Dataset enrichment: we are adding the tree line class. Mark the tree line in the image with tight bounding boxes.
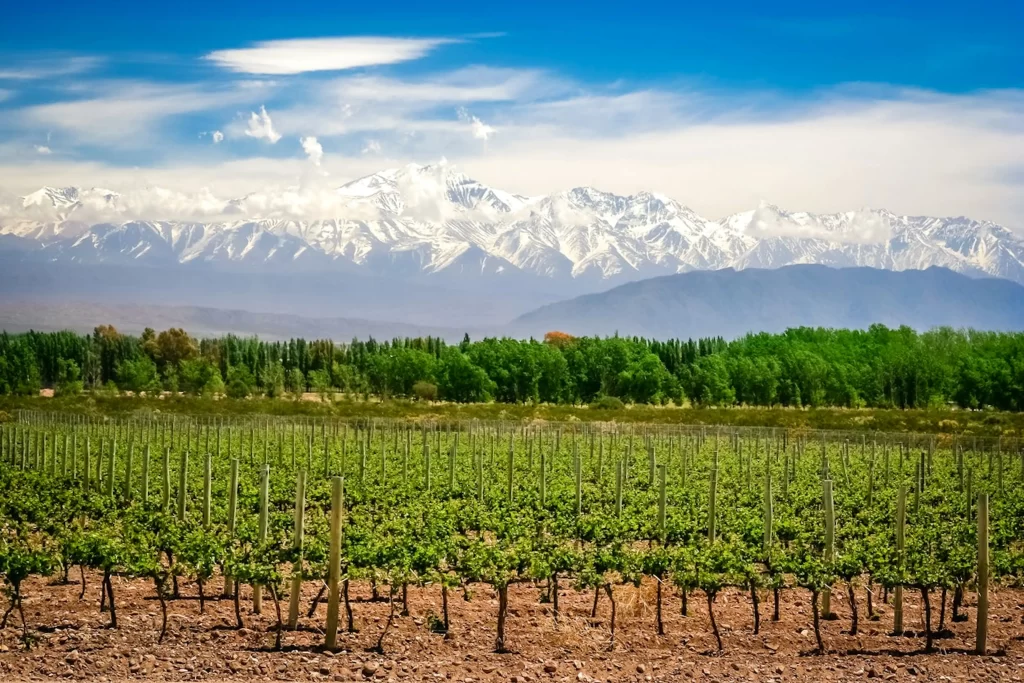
[0,324,1022,410]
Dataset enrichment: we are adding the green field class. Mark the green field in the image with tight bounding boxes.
[1,409,1020,654]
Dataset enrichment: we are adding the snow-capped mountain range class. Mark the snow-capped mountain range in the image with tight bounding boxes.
[3,162,1023,286]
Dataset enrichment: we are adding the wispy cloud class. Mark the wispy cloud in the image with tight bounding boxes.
[263,67,558,142]
[0,56,103,80]
[457,107,495,141]
[13,80,269,147]
[204,37,457,75]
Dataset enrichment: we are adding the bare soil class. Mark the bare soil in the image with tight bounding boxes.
[1,573,1022,682]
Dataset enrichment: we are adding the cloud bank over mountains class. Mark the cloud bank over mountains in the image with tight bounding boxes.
[0,37,1020,229]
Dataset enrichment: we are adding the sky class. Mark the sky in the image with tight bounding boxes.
[0,0,1022,225]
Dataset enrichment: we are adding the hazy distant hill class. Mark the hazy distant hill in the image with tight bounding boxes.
[0,301,464,341]
[511,265,1024,339]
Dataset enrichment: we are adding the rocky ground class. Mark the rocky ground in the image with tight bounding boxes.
[1,573,1022,682]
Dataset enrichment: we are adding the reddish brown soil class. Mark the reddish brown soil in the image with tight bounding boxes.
[1,573,1022,682]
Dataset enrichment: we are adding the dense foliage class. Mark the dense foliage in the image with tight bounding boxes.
[1,413,1021,653]
[3,324,1024,410]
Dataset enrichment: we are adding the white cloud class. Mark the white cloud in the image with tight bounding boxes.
[0,56,103,80]
[742,204,893,244]
[0,75,1022,229]
[204,37,456,75]
[12,81,267,147]
[199,130,225,144]
[264,68,550,144]
[457,107,496,141]
[300,136,323,165]
[0,89,10,102]
[33,145,51,155]
[321,68,550,104]
[245,106,281,144]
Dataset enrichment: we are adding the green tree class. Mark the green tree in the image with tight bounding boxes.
[116,357,159,395]
[286,367,306,396]
[54,358,83,397]
[436,348,494,403]
[226,365,255,399]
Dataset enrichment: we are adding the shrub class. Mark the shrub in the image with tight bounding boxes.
[589,395,625,411]
[412,381,439,402]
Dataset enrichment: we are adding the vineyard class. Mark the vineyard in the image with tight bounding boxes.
[1,411,1023,679]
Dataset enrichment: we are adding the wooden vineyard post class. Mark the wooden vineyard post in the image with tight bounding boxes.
[657,464,667,544]
[966,469,974,520]
[141,444,150,504]
[49,429,57,476]
[708,468,718,542]
[105,441,116,497]
[325,476,344,650]
[615,460,624,517]
[477,449,484,502]
[123,442,134,501]
[95,438,104,488]
[288,469,307,629]
[867,455,875,508]
[782,449,789,499]
[539,450,547,506]
[176,450,188,521]
[822,479,835,618]
[764,462,773,548]
[576,454,584,516]
[202,453,212,528]
[323,426,331,478]
[976,493,989,655]
[402,435,409,485]
[884,446,890,487]
[359,440,367,484]
[679,440,688,489]
[158,447,169,511]
[253,464,269,614]
[894,486,906,635]
[957,447,964,492]
[448,438,456,490]
[223,459,239,598]
[424,443,431,493]
[506,441,514,503]
[997,450,1004,495]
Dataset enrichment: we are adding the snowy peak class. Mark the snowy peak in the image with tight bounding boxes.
[22,186,121,215]
[336,163,530,218]
[2,167,1022,286]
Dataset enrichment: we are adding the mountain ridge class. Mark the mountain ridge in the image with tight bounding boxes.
[2,162,1022,286]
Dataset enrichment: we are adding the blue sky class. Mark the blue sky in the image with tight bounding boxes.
[0,0,1021,224]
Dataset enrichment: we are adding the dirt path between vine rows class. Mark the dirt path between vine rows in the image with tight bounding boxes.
[1,573,1022,682]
